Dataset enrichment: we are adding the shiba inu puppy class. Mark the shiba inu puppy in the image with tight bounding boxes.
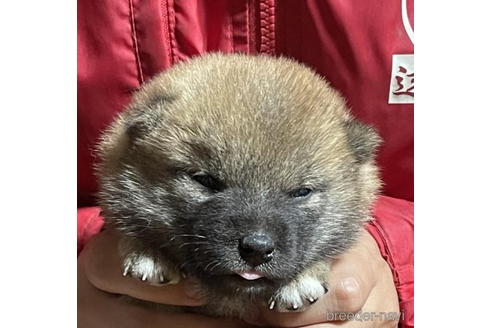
[96,53,381,318]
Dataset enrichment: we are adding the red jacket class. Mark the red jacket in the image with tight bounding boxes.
[78,0,414,326]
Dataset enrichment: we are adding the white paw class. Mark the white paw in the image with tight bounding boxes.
[268,276,328,312]
[122,253,180,286]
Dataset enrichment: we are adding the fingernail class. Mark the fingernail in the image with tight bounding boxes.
[341,277,359,293]
[183,278,204,301]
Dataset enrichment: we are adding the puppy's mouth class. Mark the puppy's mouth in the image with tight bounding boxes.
[217,270,273,290]
[233,270,265,281]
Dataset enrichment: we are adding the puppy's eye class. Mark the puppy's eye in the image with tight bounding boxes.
[290,187,313,198]
[191,173,223,192]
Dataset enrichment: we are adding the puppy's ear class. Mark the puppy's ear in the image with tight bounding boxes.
[125,106,162,141]
[345,120,382,163]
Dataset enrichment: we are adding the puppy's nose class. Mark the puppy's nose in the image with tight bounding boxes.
[239,233,275,266]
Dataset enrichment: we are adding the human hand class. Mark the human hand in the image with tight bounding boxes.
[246,229,400,328]
[77,230,251,328]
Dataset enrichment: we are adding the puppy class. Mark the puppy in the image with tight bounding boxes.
[96,53,381,318]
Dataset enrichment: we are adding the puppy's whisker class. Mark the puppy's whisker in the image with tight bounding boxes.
[204,260,222,272]
[169,234,207,242]
[178,241,209,249]
[207,261,225,273]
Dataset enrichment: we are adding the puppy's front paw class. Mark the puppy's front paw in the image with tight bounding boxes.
[122,253,180,286]
[268,276,328,312]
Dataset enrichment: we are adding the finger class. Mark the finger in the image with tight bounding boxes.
[322,264,373,314]
[80,230,205,306]
[322,230,382,313]
[78,258,250,328]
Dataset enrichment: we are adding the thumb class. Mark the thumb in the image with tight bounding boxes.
[322,230,380,313]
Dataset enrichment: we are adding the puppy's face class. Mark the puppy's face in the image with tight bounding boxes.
[97,54,380,294]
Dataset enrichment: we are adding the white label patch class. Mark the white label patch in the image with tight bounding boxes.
[388,54,414,104]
